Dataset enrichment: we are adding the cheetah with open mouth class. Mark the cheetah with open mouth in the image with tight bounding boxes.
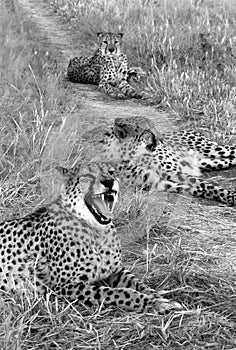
[0,162,181,312]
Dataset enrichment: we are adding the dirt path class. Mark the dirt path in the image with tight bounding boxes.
[17,0,179,199]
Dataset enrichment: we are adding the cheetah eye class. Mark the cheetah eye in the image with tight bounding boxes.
[108,169,115,176]
[139,131,157,152]
[115,40,119,44]
[103,40,108,44]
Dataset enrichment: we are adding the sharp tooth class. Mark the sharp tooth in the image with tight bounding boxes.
[101,194,104,202]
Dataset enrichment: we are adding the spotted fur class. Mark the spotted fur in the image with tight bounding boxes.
[81,117,236,206]
[67,32,143,99]
[0,162,181,312]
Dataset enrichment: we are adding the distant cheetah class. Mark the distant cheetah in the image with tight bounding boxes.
[67,32,144,99]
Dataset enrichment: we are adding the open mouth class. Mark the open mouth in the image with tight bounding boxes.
[85,190,117,225]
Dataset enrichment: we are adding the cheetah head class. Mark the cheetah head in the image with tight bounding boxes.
[56,162,119,226]
[81,117,164,163]
[97,32,124,56]
[104,116,164,161]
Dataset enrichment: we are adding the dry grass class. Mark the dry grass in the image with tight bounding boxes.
[1,0,236,349]
[50,0,236,142]
[0,3,80,217]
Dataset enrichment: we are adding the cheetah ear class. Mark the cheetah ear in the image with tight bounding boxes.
[56,166,81,179]
[118,32,124,38]
[155,130,165,143]
[97,32,103,38]
[55,166,70,179]
[113,124,129,140]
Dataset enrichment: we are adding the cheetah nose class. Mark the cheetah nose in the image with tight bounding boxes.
[108,46,115,53]
[101,179,114,189]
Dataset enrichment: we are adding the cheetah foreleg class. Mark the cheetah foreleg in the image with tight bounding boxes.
[98,80,126,99]
[118,64,143,99]
[199,157,236,171]
[57,282,154,312]
[98,269,182,312]
[104,268,158,294]
[161,177,236,206]
[127,66,146,82]
[57,282,181,312]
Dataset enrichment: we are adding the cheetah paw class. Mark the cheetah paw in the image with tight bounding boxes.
[155,297,183,313]
[139,90,150,99]
[115,92,126,99]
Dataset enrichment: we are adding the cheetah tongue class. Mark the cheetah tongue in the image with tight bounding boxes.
[92,196,113,219]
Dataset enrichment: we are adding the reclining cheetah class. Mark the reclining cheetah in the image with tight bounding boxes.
[67,32,143,99]
[0,162,181,312]
[81,117,236,206]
